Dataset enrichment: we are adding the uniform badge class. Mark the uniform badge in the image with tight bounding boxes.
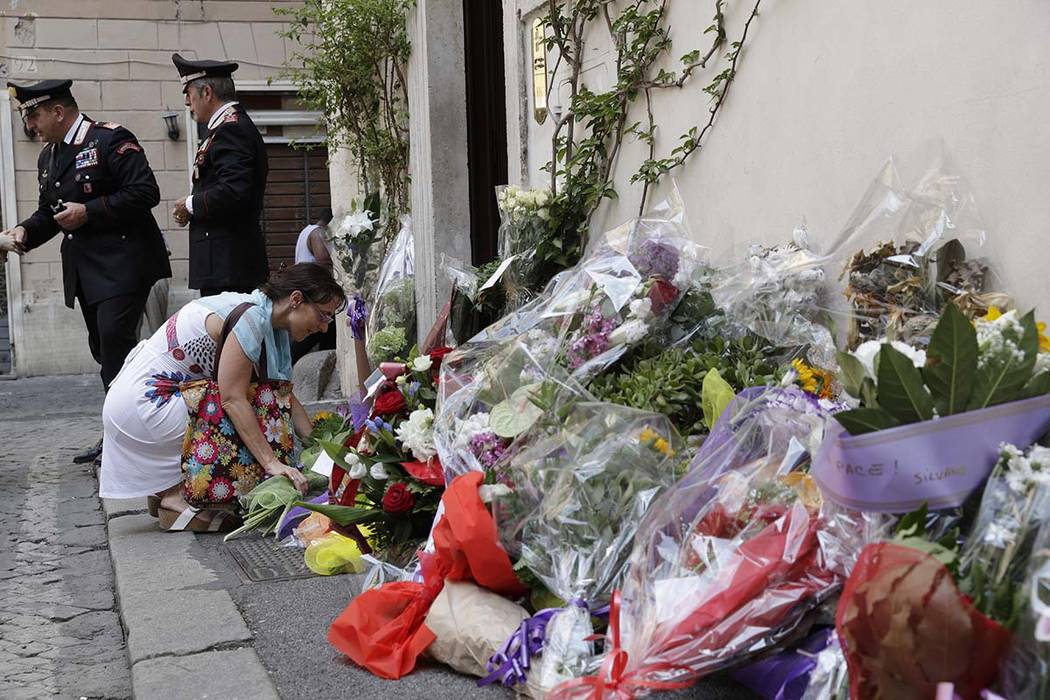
[116,142,143,155]
[73,121,91,145]
[75,148,99,169]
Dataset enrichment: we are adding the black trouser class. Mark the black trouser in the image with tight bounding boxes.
[290,324,337,365]
[199,285,256,297]
[78,288,151,390]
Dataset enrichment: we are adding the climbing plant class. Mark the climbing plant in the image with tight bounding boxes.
[277,0,414,243]
[537,0,764,264]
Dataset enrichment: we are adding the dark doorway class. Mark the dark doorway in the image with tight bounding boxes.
[463,0,509,266]
[260,143,331,270]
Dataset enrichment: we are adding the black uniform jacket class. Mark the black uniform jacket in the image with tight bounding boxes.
[21,118,171,309]
[189,104,270,290]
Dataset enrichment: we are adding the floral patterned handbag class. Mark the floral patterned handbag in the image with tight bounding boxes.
[179,302,295,507]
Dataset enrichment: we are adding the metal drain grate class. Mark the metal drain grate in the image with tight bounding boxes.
[225,537,316,583]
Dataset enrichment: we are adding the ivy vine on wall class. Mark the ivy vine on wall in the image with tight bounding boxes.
[277,0,414,244]
[539,0,764,255]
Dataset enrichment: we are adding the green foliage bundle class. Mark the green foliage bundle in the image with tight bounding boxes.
[278,0,412,242]
[590,333,782,436]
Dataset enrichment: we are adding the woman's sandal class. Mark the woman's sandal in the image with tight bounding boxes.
[157,505,241,533]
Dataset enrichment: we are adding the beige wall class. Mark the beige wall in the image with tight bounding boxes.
[506,0,1050,312]
[0,1,304,376]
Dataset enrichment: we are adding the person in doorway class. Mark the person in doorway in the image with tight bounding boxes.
[290,208,337,363]
[169,54,269,297]
[99,263,344,532]
[0,79,171,465]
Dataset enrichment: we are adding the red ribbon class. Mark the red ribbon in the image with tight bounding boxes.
[549,590,694,699]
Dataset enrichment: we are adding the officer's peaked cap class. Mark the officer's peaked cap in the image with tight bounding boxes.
[6,79,74,112]
[172,53,239,92]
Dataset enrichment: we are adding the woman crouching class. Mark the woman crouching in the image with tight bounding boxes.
[99,263,344,531]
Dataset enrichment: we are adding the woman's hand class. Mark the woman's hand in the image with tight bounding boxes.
[263,459,309,495]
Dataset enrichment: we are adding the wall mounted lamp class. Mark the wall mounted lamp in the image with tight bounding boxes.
[162,111,180,141]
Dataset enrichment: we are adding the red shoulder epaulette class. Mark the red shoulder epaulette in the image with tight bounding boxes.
[219,112,240,126]
[95,121,122,130]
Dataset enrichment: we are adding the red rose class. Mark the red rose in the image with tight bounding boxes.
[429,346,454,367]
[381,482,416,514]
[648,279,681,315]
[372,385,407,416]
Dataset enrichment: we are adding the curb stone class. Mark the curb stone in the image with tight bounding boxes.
[105,512,280,699]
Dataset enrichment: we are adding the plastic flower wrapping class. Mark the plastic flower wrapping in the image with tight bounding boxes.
[828,155,1008,350]
[710,224,838,369]
[549,388,846,699]
[495,184,560,310]
[432,201,712,484]
[999,515,1050,700]
[481,404,684,695]
[322,201,383,299]
[366,217,416,365]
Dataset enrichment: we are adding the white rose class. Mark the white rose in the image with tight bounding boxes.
[348,458,367,480]
[412,355,433,372]
[609,319,648,346]
[852,339,926,378]
[370,463,389,480]
[478,483,513,504]
[628,297,652,320]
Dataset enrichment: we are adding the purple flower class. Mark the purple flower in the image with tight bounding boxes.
[566,308,616,369]
[347,295,368,341]
[630,239,679,281]
[469,431,509,469]
[338,392,371,431]
[407,381,420,397]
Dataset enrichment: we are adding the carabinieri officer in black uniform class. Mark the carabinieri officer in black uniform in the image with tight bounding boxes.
[170,54,269,296]
[1,79,171,463]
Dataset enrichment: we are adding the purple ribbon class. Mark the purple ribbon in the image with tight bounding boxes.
[731,627,833,700]
[276,492,329,540]
[812,393,1050,513]
[347,295,367,341]
[478,598,609,688]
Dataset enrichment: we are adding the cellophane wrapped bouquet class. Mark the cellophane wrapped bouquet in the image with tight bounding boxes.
[323,199,382,340]
[552,387,846,699]
[366,217,416,365]
[482,404,684,695]
[711,224,837,369]
[831,155,1007,349]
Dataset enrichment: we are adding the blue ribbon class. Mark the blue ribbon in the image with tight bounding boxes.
[478,598,610,688]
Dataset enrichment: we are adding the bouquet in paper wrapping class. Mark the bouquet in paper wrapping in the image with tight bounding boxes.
[474,404,683,695]
[366,217,416,364]
[551,387,845,699]
[831,155,1007,349]
[835,442,1050,699]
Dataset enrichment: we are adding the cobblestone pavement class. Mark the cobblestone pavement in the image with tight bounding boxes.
[0,375,131,700]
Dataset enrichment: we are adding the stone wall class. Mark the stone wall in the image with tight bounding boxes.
[0,1,304,377]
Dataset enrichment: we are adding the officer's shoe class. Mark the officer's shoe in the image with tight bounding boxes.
[73,437,103,464]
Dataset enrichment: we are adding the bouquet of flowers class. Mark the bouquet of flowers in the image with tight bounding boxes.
[299,345,451,562]
[711,225,837,368]
[552,388,845,699]
[832,157,1007,349]
[1000,516,1050,700]
[495,184,562,310]
[812,302,1050,513]
[366,217,416,365]
[323,196,383,298]
[481,404,683,694]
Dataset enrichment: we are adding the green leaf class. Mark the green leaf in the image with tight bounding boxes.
[701,368,735,430]
[294,501,383,526]
[833,407,901,436]
[490,383,545,438]
[922,303,977,415]
[876,344,935,424]
[967,310,1039,410]
[1022,370,1050,398]
[836,350,869,400]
